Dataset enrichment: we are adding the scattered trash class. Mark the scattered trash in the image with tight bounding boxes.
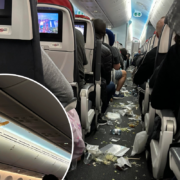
[99,128,106,134]
[131,162,141,167]
[84,152,93,164]
[0,121,9,127]
[114,157,132,171]
[105,154,118,162]
[127,158,141,160]
[109,137,120,142]
[100,144,130,157]
[131,131,148,156]
[111,129,121,135]
[86,144,102,156]
[107,121,114,126]
[129,124,135,128]
[106,112,120,120]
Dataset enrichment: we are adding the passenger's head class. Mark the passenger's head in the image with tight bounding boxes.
[120,48,127,60]
[106,29,115,46]
[43,174,58,180]
[92,19,106,39]
[156,17,165,38]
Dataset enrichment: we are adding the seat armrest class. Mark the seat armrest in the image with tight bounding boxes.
[156,109,177,134]
[170,147,180,171]
[95,40,102,82]
[142,82,149,115]
[80,83,94,98]
[64,97,77,112]
[70,82,79,97]
[149,88,152,95]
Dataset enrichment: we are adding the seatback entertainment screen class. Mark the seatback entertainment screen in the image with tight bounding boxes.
[0,0,5,9]
[38,13,58,34]
[75,24,84,35]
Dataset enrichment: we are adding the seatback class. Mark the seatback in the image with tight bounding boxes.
[150,34,156,50]
[0,0,44,85]
[104,34,110,45]
[75,18,95,75]
[154,24,175,68]
[153,36,159,48]
[37,3,79,87]
[147,38,152,52]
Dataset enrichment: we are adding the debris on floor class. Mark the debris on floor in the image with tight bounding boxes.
[100,144,130,157]
[114,157,132,171]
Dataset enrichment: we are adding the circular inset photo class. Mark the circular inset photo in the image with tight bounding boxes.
[0,74,74,179]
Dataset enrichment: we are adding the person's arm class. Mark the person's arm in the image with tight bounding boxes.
[101,45,113,85]
[41,48,74,107]
[133,52,154,85]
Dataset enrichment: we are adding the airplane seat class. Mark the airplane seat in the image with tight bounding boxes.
[142,35,159,115]
[170,147,180,180]
[37,3,79,97]
[104,34,110,45]
[144,24,177,179]
[147,38,152,53]
[74,18,102,134]
[0,1,74,178]
[0,0,44,85]
[150,34,157,50]
[145,24,173,134]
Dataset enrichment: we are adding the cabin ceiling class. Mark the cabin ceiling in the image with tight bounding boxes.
[72,0,173,40]
[71,0,131,28]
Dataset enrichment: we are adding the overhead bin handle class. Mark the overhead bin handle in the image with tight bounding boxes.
[95,40,102,82]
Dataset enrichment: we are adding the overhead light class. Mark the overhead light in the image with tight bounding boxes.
[94,10,98,13]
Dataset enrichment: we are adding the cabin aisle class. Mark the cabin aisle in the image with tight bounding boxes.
[67,70,153,180]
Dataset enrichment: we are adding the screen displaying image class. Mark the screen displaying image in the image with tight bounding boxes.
[0,0,5,9]
[38,13,58,34]
[75,24,84,35]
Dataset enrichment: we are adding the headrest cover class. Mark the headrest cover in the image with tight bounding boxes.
[38,0,74,17]
[165,0,180,36]
[75,15,90,20]
[159,24,170,53]
[106,29,115,46]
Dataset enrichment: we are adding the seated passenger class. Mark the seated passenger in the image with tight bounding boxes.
[133,17,165,121]
[39,0,88,92]
[133,17,165,86]
[92,19,114,123]
[112,48,127,99]
[120,48,128,70]
[103,29,126,99]
[146,0,180,156]
[151,33,180,118]
[39,0,85,163]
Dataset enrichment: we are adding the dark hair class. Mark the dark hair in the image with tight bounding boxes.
[92,19,106,39]
[43,174,59,180]
[175,34,180,45]
[120,48,127,56]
